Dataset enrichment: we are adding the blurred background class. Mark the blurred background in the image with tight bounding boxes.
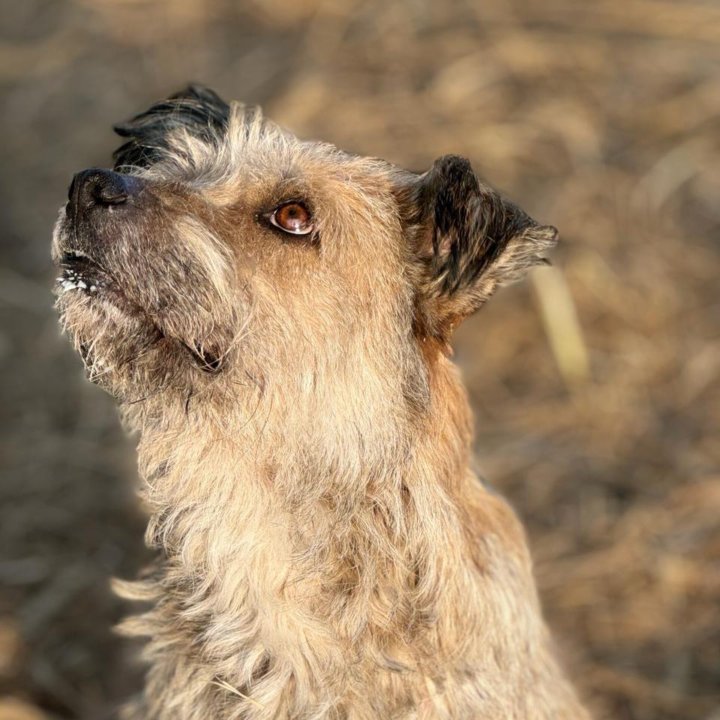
[1,1,719,718]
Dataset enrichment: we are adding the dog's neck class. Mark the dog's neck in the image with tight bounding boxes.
[128,355,471,582]
[115,361,587,718]
[122,357,479,645]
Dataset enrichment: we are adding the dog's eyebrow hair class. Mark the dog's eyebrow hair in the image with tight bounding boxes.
[112,84,230,170]
[251,175,313,212]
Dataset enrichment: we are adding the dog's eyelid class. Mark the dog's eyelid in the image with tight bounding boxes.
[259,199,316,238]
[261,196,313,214]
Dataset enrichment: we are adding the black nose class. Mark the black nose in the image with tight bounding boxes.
[68,168,142,212]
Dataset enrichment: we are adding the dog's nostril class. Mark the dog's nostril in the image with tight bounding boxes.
[70,168,140,211]
[91,177,128,206]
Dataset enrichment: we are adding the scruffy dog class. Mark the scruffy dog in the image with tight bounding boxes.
[53,86,589,719]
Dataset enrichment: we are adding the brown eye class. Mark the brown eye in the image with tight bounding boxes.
[269,202,314,235]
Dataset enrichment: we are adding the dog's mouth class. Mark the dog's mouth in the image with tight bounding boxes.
[56,249,225,374]
[56,249,114,297]
[55,248,146,321]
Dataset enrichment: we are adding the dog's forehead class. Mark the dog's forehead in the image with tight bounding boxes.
[205,106,375,186]
[114,91,393,199]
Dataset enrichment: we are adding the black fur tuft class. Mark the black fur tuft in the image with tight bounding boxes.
[113,84,230,170]
[398,154,557,334]
[422,155,540,295]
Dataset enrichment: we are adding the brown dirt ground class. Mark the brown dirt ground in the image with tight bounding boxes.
[0,1,718,718]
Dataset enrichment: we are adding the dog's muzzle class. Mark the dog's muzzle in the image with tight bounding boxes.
[56,169,145,298]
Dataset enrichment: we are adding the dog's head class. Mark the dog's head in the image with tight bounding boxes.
[53,85,556,419]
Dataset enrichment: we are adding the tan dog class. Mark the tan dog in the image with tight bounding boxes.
[53,86,589,719]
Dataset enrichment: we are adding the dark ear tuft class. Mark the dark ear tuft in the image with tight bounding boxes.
[113,84,230,170]
[399,155,558,339]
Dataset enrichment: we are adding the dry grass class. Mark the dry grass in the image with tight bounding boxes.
[0,1,718,718]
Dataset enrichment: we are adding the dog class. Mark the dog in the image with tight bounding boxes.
[53,85,590,719]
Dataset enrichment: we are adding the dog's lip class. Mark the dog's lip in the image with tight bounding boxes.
[55,247,118,298]
[60,248,103,269]
[55,247,227,375]
[61,248,91,262]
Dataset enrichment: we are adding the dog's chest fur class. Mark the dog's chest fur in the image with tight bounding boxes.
[114,379,586,720]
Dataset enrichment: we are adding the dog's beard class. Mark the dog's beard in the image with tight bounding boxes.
[53,217,230,396]
[56,281,165,392]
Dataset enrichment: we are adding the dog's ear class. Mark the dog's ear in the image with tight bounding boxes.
[113,84,230,170]
[397,155,557,341]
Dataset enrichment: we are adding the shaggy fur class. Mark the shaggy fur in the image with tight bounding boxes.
[52,85,590,719]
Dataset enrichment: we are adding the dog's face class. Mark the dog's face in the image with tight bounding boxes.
[53,86,555,418]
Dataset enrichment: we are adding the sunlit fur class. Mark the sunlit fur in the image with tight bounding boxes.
[53,88,589,719]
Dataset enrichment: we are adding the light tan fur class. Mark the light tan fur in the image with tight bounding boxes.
[53,91,590,719]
